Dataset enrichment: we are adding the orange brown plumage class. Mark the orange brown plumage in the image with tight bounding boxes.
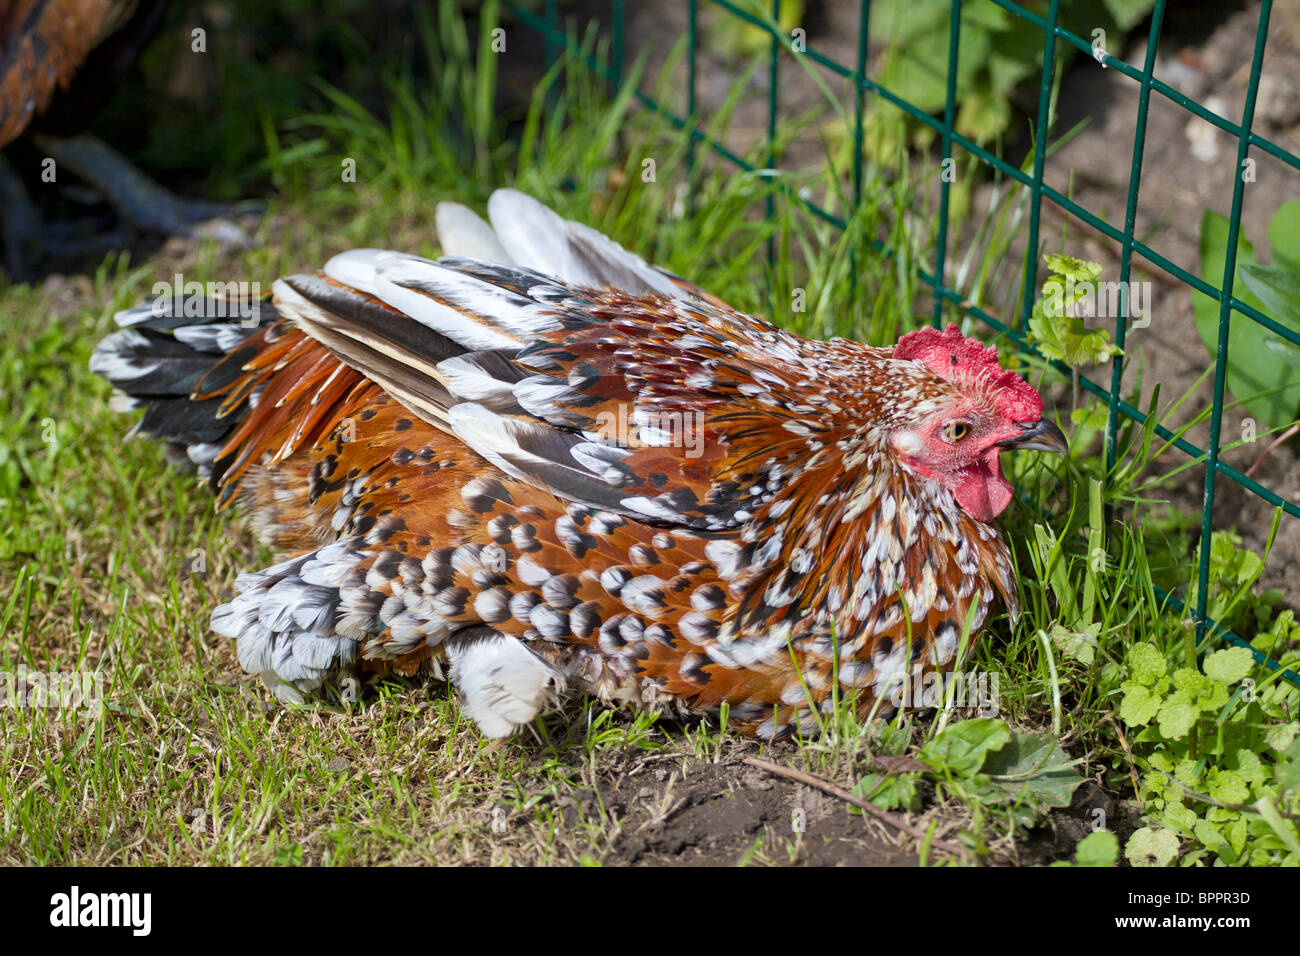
[92,189,1067,738]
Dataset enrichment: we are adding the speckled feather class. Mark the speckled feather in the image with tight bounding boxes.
[93,190,1050,738]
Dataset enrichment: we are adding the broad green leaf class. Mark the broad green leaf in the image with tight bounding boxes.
[1127,643,1167,685]
[1193,819,1233,860]
[1148,751,1175,773]
[1074,829,1119,866]
[851,773,921,813]
[1192,210,1300,429]
[1209,531,1264,585]
[1276,738,1300,790]
[1263,723,1294,764]
[956,94,1010,146]
[1157,693,1199,739]
[1226,748,1266,788]
[869,0,1154,144]
[705,0,806,59]
[1227,816,1250,857]
[919,717,1010,778]
[1125,827,1180,867]
[1104,0,1159,30]
[1120,683,1159,727]
[1239,262,1300,327]
[1163,801,1197,833]
[1048,622,1098,665]
[1043,254,1102,283]
[1253,796,1300,858]
[1171,667,1227,709]
[1206,768,1250,805]
[1140,770,1169,801]
[982,730,1084,807]
[1203,646,1256,684]
[1267,200,1300,272]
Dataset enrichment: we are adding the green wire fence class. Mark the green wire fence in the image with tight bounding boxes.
[508,0,1300,687]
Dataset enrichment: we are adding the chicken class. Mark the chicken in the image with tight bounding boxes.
[91,189,1068,739]
[0,0,251,275]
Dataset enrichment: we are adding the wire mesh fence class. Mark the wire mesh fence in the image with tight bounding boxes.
[507,0,1300,686]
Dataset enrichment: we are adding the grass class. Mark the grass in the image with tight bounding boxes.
[2,1,1297,866]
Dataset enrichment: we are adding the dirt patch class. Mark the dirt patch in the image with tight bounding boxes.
[522,732,1118,866]
[1018,779,1143,866]
[593,747,917,865]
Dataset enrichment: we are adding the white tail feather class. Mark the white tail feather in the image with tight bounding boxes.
[436,202,514,264]
[321,248,395,297]
[486,188,682,295]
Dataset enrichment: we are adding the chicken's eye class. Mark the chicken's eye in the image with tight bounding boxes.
[943,421,971,442]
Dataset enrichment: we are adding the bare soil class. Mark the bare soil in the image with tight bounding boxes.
[595,747,921,865]
[545,736,1131,866]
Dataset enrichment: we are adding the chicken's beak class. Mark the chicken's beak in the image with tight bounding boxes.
[996,418,1069,454]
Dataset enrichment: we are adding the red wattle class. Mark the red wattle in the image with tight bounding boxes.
[952,451,1013,523]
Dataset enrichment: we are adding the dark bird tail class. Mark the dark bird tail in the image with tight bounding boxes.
[90,287,276,481]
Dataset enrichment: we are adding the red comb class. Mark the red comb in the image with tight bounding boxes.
[894,324,1041,421]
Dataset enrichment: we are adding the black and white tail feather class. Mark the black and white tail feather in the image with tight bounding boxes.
[93,189,689,737]
[90,296,268,480]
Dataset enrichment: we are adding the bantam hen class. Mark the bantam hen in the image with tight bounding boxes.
[91,189,1067,738]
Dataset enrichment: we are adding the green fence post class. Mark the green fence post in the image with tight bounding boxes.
[1017,0,1061,332]
[1196,0,1274,644]
[687,0,698,216]
[849,0,871,306]
[544,0,559,70]
[851,1,871,214]
[930,0,963,330]
[767,0,781,298]
[611,0,625,82]
[1105,2,1166,516]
